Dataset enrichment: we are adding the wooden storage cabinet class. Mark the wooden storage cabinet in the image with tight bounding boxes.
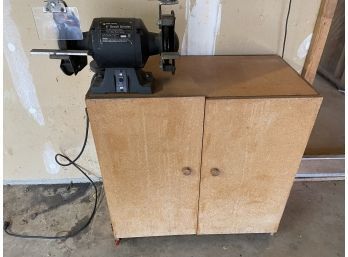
[86,56,322,239]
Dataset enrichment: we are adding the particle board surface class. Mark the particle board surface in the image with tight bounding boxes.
[198,97,322,234]
[86,97,205,238]
[87,55,318,99]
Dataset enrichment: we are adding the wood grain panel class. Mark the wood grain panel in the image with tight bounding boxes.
[198,97,322,234]
[86,97,205,238]
[87,56,318,99]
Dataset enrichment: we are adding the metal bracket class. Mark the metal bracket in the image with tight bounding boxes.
[158,0,177,27]
[161,52,179,60]
[158,14,175,26]
[31,49,89,57]
[158,0,178,5]
[44,0,67,13]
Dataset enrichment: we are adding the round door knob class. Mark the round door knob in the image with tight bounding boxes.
[182,167,192,176]
[210,168,221,176]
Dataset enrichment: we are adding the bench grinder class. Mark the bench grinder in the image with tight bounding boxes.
[31,0,179,94]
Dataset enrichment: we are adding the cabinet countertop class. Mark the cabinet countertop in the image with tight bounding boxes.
[86,55,319,99]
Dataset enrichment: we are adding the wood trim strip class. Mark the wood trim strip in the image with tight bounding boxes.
[301,0,338,84]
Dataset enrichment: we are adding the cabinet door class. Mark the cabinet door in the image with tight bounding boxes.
[198,97,322,234]
[87,97,205,238]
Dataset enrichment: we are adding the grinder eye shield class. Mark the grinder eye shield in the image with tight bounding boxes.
[32,6,83,40]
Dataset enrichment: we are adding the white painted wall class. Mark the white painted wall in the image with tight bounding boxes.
[4,0,321,183]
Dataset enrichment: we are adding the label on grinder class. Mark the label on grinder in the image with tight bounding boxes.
[100,21,133,43]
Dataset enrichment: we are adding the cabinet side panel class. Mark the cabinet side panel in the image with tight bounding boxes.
[198,97,322,234]
[86,97,205,238]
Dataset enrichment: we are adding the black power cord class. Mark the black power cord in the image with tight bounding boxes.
[4,108,98,239]
[282,0,292,59]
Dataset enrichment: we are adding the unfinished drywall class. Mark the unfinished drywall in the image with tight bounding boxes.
[4,0,321,182]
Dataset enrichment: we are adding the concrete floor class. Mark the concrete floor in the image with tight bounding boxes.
[305,75,345,155]
[3,181,344,257]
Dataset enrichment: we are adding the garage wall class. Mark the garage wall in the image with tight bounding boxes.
[4,0,321,183]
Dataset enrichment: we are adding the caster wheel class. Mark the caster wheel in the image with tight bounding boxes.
[115,238,122,247]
